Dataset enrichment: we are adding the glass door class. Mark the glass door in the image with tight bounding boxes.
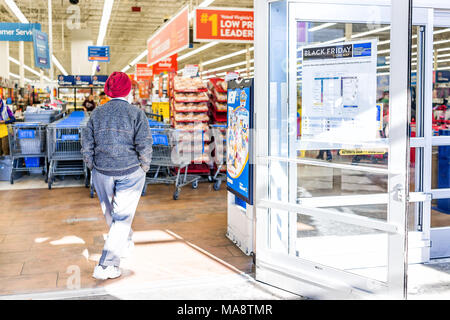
[429,11,450,258]
[254,0,427,299]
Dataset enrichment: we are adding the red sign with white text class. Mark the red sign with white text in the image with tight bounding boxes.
[152,54,178,75]
[194,8,254,43]
[147,6,189,66]
[136,63,153,81]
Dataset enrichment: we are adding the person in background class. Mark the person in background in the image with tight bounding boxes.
[81,71,153,280]
[82,94,96,112]
[0,98,16,156]
[99,92,110,106]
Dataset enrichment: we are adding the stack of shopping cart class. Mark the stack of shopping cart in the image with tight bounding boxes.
[46,111,89,190]
[8,122,48,184]
[143,127,201,200]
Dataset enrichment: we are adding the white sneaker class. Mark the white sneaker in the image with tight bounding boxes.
[92,265,121,280]
[120,240,135,258]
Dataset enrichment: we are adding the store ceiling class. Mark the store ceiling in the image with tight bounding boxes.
[2,1,450,82]
[1,0,254,81]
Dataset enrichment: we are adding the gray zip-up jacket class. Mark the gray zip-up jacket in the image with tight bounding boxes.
[81,99,153,176]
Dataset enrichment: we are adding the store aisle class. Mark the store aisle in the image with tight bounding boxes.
[0,184,264,298]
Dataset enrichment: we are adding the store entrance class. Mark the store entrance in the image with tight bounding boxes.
[428,11,450,258]
[254,0,424,299]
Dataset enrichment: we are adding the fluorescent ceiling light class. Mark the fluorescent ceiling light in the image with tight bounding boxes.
[6,0,67,79]
[5,0,28,23]
[9,72,31,83]
[202,59,254,75]
[351,26,391,39]
[96,0,114,46]
[308,23,337,32]
[199,0,215,7]
[178,42,219,62]
[202,47,254,67]
[8,57,51,81]
[434,28,450,35]
[52,55,68,76]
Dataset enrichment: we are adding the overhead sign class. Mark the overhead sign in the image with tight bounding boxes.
[0,23,41,41]
[136,63,153,81]
[300,39,378,145]
[194,7,254,43]
[32,29,50,69]
[227,78,254,205]
[57,75,108,86]
[92,75,108,86]
[147,6,189,66]
[88,46,110,62]
[152,54,178,74]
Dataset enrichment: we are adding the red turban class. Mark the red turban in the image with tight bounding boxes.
[104,72,131,98]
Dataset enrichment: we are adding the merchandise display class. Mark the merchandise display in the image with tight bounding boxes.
[208,78,228,123]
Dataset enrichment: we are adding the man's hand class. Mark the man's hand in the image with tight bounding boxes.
[0,120,5,124]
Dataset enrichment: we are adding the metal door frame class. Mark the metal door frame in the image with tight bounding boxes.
[253,0,435,299]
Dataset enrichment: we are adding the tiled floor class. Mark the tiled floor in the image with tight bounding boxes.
[0,182,260,297]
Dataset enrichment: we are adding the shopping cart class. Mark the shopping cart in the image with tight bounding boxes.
[46,112,89,190]
[8,122,47,184]
[210,124,227,191]
[143,128,201,200]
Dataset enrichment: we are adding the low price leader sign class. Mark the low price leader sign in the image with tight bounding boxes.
[194,7,254,43]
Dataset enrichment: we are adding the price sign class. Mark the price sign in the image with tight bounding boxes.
[183,65,199,78]
[194,8,254,43]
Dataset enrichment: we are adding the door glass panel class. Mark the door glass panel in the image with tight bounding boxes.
[432,27,450,127]
[431,198,450,228]
[297,212,388,282]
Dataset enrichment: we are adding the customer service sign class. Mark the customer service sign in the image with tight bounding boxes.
[0,23,41,41]
[194,8,254,43]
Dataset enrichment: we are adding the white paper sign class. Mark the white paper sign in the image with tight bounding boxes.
[301,39,378,145]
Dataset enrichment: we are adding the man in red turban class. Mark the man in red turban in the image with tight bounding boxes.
[81,71,153,280]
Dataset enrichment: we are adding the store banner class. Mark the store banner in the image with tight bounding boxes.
[88,46,110,62]
[0,23,41,41]
[32,29,50,69]
[57,75,108,86]
[136,63,153,81]
[58,75,75,86]
[92,75,108,86]
[227,78,254,205]
[147,6,189,66]
[194,8,254,43]
[75,75,92,86]
[152,54,178,74]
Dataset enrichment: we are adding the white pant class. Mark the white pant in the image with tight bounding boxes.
[92,167,146,267]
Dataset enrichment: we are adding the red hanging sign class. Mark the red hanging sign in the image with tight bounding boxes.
[136,63,153,81]
[152,54,178,75]
[194,7,254,43]
[147,6,189,66]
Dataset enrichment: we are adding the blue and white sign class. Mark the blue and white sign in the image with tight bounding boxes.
[226,79,254,205]
[88,46,110,62]
[58,75,75,86]
[74,75,92,86]
[0,23,41,41]
[91,75,108,86]
[32,29,50,69]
